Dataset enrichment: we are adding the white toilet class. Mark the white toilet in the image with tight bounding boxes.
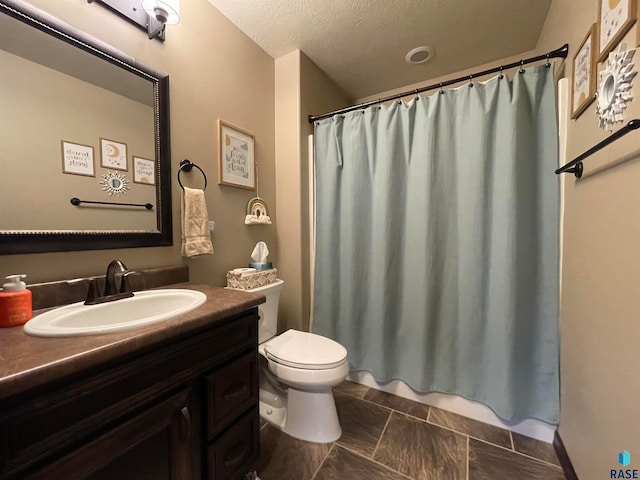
[247,279,348,443]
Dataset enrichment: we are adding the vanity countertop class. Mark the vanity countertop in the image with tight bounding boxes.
[0,284,264,401]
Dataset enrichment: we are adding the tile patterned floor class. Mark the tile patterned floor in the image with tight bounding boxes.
[258,381,567,480]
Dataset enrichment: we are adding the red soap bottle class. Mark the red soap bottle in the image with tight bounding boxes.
[0,274,33,328]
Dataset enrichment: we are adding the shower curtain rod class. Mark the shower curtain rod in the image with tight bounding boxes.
[308,44,569,123]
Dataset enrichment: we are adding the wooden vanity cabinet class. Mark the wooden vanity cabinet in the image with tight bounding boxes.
[0,309,259,480]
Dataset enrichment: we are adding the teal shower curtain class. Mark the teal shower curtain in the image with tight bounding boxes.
[312,64,560,424]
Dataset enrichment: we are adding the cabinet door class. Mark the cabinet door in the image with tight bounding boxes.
[27,390,193,480]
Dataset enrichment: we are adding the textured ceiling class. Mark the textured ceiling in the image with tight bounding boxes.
[207,0,553,100]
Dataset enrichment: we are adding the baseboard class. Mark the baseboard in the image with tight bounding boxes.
[553,430,579,480]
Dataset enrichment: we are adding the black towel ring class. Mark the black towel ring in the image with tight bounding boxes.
[177,159,207,190]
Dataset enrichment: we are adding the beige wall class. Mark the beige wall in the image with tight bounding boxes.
[274,50,349,333]
[274,51,302,333]
[537,0,640,477]
[0,0,276,287]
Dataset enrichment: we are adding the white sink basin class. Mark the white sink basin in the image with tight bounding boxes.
[24,289,207,337]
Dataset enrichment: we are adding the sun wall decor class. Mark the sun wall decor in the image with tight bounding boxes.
[596,44,637,130]
[100,171,130,196]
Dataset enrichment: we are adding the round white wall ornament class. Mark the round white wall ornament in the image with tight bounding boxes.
[595,44,637,130]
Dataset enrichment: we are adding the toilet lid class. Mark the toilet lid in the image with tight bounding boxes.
[263,329,347,370]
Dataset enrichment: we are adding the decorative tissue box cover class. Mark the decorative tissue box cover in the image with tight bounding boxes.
[226,268,277,290]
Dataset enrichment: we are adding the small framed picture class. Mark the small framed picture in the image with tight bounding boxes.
[597,0,637,62]
[572,24,597,119]
[133,156,156,185]
[100,137,128,171]
[218,120,255,190]
[61,140,95,176]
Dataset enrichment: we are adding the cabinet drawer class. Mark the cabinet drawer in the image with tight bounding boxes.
[205,352,258,440]
[207,407,259,480]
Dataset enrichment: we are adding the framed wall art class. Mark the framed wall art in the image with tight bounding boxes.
[572,24,597,118]
[597,0,637,62]
[218,120,255,189]
[100,137,128,171]
[133,156,155,185]
[61,140,95,176]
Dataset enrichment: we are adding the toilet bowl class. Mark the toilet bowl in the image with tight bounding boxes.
[245,279,348,443]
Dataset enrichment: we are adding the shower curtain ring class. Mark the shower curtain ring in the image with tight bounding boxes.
[469,75,474,87]
[545,53,551,68]
[439,83,445,94]
[499,66,504,79]
[414,88,419,100]
[519,60,525,74]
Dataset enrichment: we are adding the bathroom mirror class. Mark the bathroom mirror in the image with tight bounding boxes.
[0,0,172,254]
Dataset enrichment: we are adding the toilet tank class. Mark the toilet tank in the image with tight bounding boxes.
[246,279,284,344]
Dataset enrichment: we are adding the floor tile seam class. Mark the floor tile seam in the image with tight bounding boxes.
[422,416,513,451]
[371,409,393,459]
[333,388,368,400]
[466,435,470,480]
[336,443,414,480]
[353,394,430,422]
[310,443,335,480]
[469,436,563,469]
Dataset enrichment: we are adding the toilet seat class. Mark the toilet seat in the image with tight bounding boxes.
[263,329,347,370]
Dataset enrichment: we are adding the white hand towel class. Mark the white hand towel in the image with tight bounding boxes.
[181,187,213,257]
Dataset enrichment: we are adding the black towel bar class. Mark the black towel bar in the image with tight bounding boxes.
[177,159,207,190]
[70,197,153,209]
[556,119,640,178]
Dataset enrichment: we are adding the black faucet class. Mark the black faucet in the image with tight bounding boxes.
[83,260,136,305]
[104,260,128,296]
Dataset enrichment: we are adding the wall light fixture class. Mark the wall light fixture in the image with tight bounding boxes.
[88,0,180,41]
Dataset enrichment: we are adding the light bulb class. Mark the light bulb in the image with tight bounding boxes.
[142,0,180,25]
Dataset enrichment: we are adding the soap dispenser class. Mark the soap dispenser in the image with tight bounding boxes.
[0,274,33,327]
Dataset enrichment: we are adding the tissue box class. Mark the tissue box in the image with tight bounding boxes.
[226,268,277,290]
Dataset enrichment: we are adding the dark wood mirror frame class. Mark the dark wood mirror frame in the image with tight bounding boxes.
[0,0,172,255]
